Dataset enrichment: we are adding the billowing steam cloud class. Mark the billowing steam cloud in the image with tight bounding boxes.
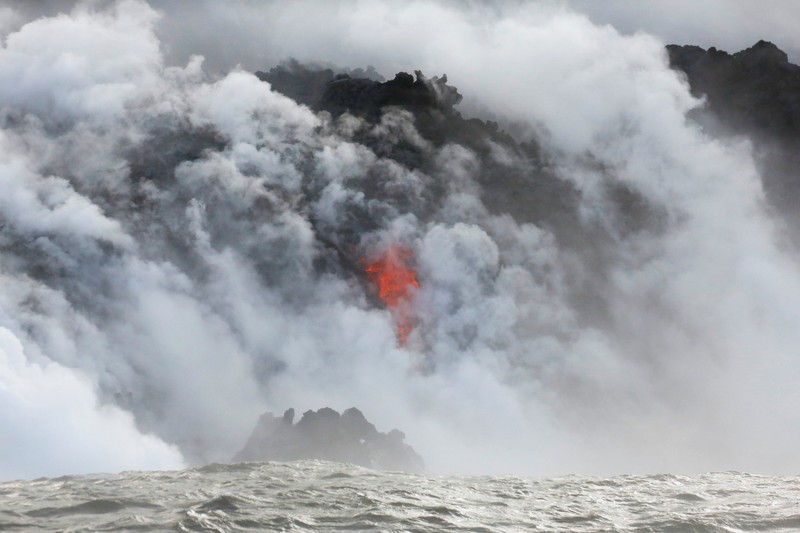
[1,0,799,480]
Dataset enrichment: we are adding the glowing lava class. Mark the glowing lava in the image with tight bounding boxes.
[364,246,419,346]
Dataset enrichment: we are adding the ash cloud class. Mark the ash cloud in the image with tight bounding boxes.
[1,0,800,479]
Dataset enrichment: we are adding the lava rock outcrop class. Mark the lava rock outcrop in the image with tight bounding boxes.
[233,407,425,473]
[257,63,461,118]
[256,63,583,248]
[667,40,800,224]
[667,40,800,137]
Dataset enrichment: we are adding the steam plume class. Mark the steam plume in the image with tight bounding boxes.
[1,0,799,479]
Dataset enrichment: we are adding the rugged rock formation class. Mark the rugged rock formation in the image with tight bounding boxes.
[256,63,584,251]
[667,41,800,225]
[667,40,800,137]
[233,407,425,473]
[257,63,461,118]
[255,61,386,110]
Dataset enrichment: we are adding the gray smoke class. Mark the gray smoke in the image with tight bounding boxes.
[1,0,799,480]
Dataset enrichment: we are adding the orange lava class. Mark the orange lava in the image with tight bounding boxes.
[364,246,419,346]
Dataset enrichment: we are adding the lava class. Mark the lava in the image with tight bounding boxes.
[364,246,419,346]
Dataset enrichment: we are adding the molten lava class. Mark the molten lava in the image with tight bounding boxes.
[364,246,419,346]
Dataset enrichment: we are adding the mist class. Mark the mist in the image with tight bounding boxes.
[1,0,799,480]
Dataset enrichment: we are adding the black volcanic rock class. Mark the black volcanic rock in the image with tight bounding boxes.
[667,41,800,223]
[255,63,584,249]
[233,407,425,473]
[257,63,461,119]
[667,40,800,136]
[256,60,336,109]
[319,70,462,120]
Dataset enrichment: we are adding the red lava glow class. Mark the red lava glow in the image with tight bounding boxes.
[364,246,419,346]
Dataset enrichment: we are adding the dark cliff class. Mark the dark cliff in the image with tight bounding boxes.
[667,40,800,137]
[667,40,800,223]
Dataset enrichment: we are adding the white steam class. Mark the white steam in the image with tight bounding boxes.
[1,0,799,480]
[0,326,183,481]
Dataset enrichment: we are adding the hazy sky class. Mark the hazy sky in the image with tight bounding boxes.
[567,0,800,63]
[3,1,800,70]
[161,0,800,71]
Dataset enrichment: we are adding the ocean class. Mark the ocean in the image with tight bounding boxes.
[1,461,798,532]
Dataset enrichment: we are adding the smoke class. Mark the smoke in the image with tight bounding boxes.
[0,326,183,481]
[1,0,800,480]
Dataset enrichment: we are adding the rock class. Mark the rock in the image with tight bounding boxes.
[667,40,800,229]
[254,63,582,250]
[233,407,425,473]
[258,61,461,120]
[255,60,335,109]
[667,40,800,136]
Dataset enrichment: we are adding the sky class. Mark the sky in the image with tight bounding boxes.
[568,0,800,63]
[3,1,800,71]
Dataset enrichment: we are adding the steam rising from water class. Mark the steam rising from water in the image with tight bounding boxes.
[1,0,799,480]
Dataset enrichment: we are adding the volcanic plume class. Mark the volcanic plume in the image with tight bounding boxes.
[4,0,800,481]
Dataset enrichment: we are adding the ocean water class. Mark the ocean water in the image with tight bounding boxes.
[1,461,799,532]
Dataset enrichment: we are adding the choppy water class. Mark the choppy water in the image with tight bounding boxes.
[1,461,799,532]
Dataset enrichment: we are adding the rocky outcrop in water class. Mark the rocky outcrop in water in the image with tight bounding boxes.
[233,407,425,473]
